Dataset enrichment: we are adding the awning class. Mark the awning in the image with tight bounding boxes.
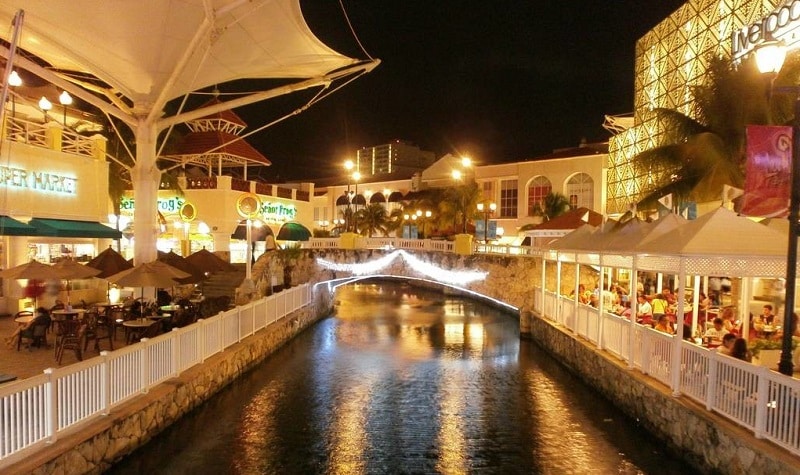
[0,216,37,236]
[27,218,122,239]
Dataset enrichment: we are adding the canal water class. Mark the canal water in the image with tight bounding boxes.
[109,282,694,474]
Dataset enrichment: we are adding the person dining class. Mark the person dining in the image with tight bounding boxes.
[5,307,51,349]
[651,293,668,321]
[662,288,677,305]
[703,317,728,348]
[717,333,736,356]
[654,314,673,334]
[753,305,778,338]
[636,294,653,325]
[730,337,752,362]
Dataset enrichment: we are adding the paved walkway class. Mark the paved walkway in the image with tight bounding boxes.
[0,314,130,382]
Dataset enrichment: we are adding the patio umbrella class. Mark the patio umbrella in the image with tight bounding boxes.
[185,247,235,273]
[231,219,274,241]
[106,261,192,301]
[86,246,133,278]
[157,251,206,284]
[277,222,311,241]
[0,260,58,281]
[51,258,101,305]
[0,260,58,308]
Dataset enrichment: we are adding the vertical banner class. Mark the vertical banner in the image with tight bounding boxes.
[741,125,793,217]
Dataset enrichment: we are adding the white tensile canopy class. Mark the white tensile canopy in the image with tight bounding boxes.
[0,1,379,263]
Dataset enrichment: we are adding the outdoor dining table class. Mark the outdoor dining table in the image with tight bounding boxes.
[51,308,86,320]
[123,318,154,343]
[91,302,118,315]
[14,315,33,325]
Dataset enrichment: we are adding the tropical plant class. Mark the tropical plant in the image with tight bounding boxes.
[444,181,481,233]
[532,192,571,221]
[356,203,389,236]
[274,243,303,288]
[387,207,406,236]
[630,55,786,211]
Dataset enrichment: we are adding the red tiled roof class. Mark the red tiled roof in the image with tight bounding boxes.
[194,98,247,127]
[175,130,270,165]
[534,207,604,230]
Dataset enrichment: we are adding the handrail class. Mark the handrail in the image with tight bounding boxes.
[538,286,800,456]
[0,284,311,467]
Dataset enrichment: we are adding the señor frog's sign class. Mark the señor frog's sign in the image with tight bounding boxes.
[120,196,297,222]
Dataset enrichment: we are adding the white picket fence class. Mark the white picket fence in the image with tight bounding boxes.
[535,288,800,456]
[0,284,311,466]
[304,237,541,256]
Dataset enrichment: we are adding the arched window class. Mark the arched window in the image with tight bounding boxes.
[565,173,593,210]
[527,176,551,216]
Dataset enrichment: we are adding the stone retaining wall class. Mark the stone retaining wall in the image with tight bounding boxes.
[526,312,800,475]
[7,291,332,475]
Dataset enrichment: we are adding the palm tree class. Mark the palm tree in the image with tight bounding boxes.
[445,181,481,233]
[356,203,389,237]
[630,55,782,211]
[534,192,571,221]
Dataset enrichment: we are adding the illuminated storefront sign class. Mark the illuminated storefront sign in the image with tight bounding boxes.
[732,0,800,60]
[0,165,77,194]
[261,201,297,221]
[120,197,297,221]
[120,196,185,213]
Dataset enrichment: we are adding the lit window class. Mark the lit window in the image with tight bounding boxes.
[500,179,518,218]
[565,173,593,210]
[528,176,551,216]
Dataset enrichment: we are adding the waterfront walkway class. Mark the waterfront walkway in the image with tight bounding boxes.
[0,314,132,382]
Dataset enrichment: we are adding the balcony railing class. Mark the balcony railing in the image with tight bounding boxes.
[4,116,101,160]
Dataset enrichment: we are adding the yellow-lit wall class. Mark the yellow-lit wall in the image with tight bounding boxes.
[607,0,782,214]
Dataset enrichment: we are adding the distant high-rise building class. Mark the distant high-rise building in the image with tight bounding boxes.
[356,140,435,177]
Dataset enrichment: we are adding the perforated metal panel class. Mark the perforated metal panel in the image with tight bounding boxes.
[607,0,781,214]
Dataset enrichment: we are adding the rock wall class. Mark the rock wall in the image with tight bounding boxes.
[528,314,800,475]
[287,248,542,311]
[8,291,333,475]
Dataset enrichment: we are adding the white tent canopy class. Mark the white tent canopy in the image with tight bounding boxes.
[0,1,379,263]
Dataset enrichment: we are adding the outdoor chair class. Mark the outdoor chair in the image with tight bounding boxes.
[55,319,86,364]
[109,306,129,341]
[129,321,161,344]
[83,310,114,352]
[16,318,50,351]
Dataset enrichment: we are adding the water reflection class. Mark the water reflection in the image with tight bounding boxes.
[109,282,691,474]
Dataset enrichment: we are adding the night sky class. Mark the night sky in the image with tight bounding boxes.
[232,1,687,182]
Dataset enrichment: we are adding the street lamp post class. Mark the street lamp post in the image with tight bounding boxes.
[403,213,410,238]
[450,169,470,233]
[756,41,800,376]
[352,171,361,235]
[38,96,52,122]
[8,70,21,120]
[477,202,496,243]
[344,160,354,232]
[59,90,72,127]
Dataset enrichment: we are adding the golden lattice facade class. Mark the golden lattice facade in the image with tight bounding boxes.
[607,0,782,215]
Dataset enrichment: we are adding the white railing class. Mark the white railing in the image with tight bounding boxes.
[542,291,558,321]
[0,284,311,466]
[304,237,523,256]
[531,285,800,456]
[5,116,98,159]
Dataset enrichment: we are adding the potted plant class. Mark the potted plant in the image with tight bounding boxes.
[749,338,798,369]
[275,243,303,289]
